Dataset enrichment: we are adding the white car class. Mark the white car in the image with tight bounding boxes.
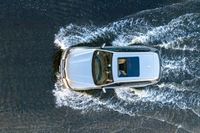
[60,45,161,91]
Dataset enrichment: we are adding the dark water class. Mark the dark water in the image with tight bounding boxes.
[1,0,200,132]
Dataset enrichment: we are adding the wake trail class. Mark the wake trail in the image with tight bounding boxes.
[53,12,200,132]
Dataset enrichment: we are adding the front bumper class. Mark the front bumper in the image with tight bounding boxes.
[59,48,72,89]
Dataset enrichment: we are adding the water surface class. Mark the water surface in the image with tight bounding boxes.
[0,0,200,132]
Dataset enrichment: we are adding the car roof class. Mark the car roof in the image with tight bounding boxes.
[112,51,160,83]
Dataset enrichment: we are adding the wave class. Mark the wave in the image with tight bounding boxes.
[55,13,200,49]
[53,7,200,132]
[53,74,200,132]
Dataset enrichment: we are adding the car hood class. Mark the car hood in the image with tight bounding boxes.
[65,48,97,89]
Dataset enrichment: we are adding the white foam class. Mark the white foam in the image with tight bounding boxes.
[53,12,200,132]
[54,18,152,49]
[131,13,200,50]
[53,74,104,111]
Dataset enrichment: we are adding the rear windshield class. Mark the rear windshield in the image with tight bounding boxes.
[118,57,140,77]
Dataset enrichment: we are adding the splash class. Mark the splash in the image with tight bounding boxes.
[131,13,200,50]
[54,18,151,49]
[55,13,200,49]
[53,12,200,132]
[53,74,104,111]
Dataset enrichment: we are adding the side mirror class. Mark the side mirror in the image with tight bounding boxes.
[100,43,106,49]
[102,87,106,93]
[101,86,114,93]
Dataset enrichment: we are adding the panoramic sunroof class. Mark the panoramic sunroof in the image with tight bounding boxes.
[118,57,140,77]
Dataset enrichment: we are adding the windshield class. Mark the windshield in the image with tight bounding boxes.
[92,50,113,85]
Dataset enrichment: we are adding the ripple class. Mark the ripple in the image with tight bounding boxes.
[53,5,200,133]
